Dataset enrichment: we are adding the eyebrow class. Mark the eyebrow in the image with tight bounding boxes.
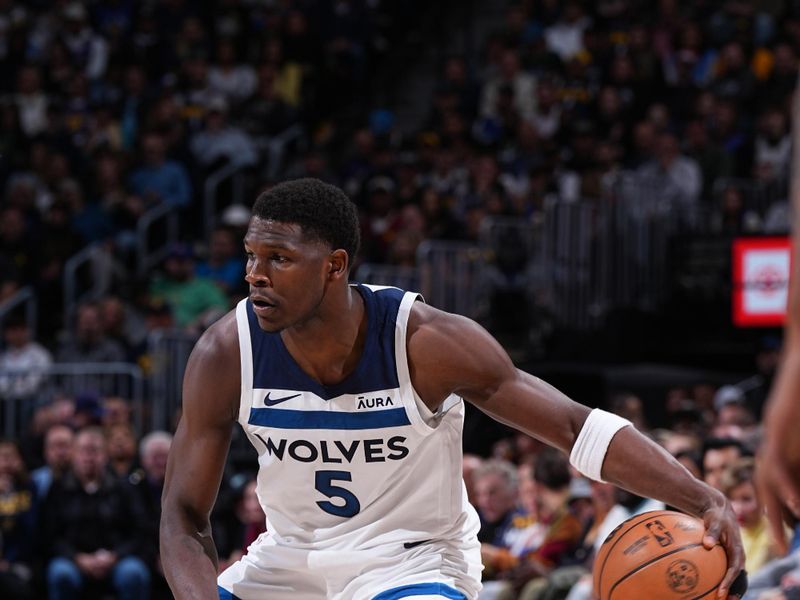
[243,239,296,251]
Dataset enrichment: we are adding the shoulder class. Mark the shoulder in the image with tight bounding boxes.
[404,301,516,407]
[189,309,239,369]
[182,308,241,422]
[406,301,508,366]
[407,300,481,342]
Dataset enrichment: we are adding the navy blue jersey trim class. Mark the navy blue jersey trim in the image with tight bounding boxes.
[218,586,242,600]
[372,582,467,599]
[248,407,411,429]
[247,285,403,398]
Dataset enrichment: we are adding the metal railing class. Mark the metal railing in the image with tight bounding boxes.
[416,240,485,319]
[0,286,37,335]
[0,362,145,438]
[136,202,180,277]
[204,162,247,241]
[355,263,421,292]
[255,124,305,181]
[62,244,122,328]
[145,328,199,431]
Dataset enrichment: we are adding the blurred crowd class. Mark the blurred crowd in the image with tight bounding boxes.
[465,383,795,600]
[1,0,799,598]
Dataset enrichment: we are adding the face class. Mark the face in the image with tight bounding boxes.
[474,472,517,523]
[703,446,741,491]
[0,443,21,477]
[728,481,760,527]
[77,305,103,339]
[45,426,74,470]
[4,324,28,348]
[244,218,338,333]
[102,397,131,427]
[107,425,137,460]
[239,480,265,525]
[72,431,107,481]
[142,438,171,483]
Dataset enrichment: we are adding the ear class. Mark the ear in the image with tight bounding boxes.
[327,249,349,281]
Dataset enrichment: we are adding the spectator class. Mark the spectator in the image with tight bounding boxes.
[99,295,145,359]
[56,301,127,364]
[43,427,150,600]
[208,38,257,107]
[480,48,536,122]
[102,396,133,430]
[195,226,246,296]
[543,1,590,62]
[148,243,229,329]
[753,107,791,183]
[509,449,583,598]
[239,63,299,139]
[130,431,172,599]
[683,119,733,202]
[474,459,527,580]
[106,424,139,478]
[0,206,37,286]
[59,2,110,80]
[30,424,74,500]
[189,95,258,170]
[0,315,52,401]
[720,457,779,574]
[129,131,192,209]
[636,131,703,211]
[71,392,105,430]
[61,178,115,244]
[702,438,746,491]
[215,477,267,573]
[13,65,48,138]
[0,439,36,600]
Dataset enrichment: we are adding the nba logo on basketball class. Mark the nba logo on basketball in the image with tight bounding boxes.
[645,520,674,547]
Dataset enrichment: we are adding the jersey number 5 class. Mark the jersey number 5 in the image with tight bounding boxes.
[315,470,361,517]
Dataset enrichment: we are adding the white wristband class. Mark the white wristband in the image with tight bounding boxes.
[569,408,632,482]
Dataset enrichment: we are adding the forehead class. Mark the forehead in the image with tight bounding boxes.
[244,217,323,249]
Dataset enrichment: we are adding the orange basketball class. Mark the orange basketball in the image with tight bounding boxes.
[592,510,727,600]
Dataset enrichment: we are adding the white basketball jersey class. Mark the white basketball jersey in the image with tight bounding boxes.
[234,284,480,552]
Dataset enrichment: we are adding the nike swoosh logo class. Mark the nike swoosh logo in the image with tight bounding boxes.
[264,392,302,406]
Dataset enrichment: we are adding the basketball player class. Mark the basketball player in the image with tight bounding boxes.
[160,179,746,599]
[757,89,800,555]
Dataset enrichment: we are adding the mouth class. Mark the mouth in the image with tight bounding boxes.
[251,297,277,315]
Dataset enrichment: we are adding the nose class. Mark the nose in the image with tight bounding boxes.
[245,259,271,287]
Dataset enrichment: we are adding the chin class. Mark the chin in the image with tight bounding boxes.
[256,317,284,333]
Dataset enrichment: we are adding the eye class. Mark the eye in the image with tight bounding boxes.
[271,254,288,263]
[245,251,255,260]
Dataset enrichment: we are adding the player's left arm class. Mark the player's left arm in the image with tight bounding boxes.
[407,303,745,599]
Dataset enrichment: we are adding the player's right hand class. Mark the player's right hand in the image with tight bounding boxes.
[699,495,746,599]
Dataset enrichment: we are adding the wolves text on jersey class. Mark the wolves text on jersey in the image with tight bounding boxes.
[253,434,410,464]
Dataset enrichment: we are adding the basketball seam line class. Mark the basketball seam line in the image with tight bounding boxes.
[689,570,727,600]
[607,542,703,600]
[595,510,674,599]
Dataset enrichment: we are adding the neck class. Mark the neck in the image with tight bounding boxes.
[282,284,366,386]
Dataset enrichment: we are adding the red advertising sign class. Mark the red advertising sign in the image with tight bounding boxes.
[732,237,791,327]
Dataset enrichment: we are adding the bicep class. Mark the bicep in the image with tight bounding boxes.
[409,307,588,453]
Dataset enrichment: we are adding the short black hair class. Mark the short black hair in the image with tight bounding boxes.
[252,178,360,267]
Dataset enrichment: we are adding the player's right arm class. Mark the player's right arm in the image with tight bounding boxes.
[160,311,240,599]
